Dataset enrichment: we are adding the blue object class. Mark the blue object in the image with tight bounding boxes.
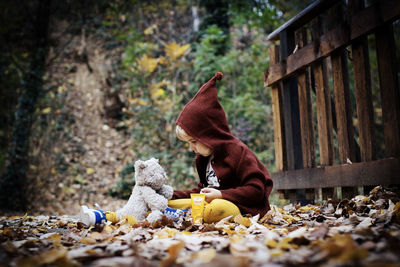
[79,205,107,226]
[163,207,189,222]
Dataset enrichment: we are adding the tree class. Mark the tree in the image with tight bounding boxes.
[0,0,51,211]
[198,0,230,55]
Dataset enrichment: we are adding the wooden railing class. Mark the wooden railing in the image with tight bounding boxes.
[264,0,400,202]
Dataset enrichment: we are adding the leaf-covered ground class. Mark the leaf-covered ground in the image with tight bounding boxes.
[1,186,399,267]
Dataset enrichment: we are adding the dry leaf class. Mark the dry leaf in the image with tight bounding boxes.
[160,241,184,267]
[164,42,190,60]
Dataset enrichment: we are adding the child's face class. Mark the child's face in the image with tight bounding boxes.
[186,137,213,157]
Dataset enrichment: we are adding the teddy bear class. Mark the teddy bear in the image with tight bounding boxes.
[116,157,174,223]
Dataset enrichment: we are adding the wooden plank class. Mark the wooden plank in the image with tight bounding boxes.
[271,158,400,189]
[350,0,376,162]
[265,0,400,87]
[311,18,334,166]
[267,0,339,41]
[266,45,286,171]
[280,30,303,170]
[351,0,400,40]
[375,24,400,157]
[329,4,357,164]
[331,50,357,164]
[296,28,316,168]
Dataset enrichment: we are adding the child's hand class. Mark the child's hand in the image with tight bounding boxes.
[200,188,222,203]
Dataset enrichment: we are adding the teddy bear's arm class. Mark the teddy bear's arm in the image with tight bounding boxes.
[140,186,169,211]
[157,185,173,200]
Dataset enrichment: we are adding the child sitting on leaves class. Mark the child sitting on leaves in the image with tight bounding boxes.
[168,72,273,223]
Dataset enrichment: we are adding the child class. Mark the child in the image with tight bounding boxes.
[168,72,273,222]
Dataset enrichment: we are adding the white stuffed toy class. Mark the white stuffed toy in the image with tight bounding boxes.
[116,158,174,223]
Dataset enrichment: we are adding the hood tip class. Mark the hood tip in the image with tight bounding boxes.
[215,72,223,81]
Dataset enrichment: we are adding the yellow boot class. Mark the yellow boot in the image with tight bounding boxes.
[106,211,138,225]
[106,211,119,223]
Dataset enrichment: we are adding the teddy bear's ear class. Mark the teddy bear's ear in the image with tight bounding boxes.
[134,160,147,170]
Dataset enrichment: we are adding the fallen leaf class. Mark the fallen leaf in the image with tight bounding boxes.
[160,241,184,267]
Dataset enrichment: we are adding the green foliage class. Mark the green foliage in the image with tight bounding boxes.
[192,25,227,87]
[106,0,280,198]
[108,162,136,199]
[193,25,275,167]
[89,0,286,198]
[228,0,283,32]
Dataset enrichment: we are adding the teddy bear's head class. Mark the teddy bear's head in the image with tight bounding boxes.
[134,158,168,190]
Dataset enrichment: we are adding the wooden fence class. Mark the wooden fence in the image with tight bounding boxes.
[264,0,400,202]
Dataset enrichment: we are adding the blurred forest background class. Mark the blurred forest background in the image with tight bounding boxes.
[1,0,398,215]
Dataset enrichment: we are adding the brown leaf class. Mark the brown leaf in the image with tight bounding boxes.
[80,237,97,245]
[160,241,184,267]
[35,248,69,265]
[319,234,369,262]
[308,224,329,240]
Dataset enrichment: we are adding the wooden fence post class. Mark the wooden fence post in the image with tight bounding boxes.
[310,17,334,167]
[280,29,303,170]
[375,23,400,158]
[267,45,286,172]
[328,4,357,164]
[349,0,376,162]
[296,27,316,169]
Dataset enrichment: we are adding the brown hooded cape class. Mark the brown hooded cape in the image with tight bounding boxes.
[172,72,273,217]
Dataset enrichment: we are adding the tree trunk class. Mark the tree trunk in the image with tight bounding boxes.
[0,0,51,211]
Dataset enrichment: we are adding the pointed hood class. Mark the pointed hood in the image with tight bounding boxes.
[176,72,235,152]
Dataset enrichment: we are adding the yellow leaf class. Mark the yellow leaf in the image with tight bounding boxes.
[41,107,52,114]
[270,249,284,257]
[155,227,178,239]
[137,99,148,106]
[144,24,157,35]
[160,242,184,267]
[149,80,170,91]
[320,234,369,262]
[57,85,66,93]
[80,237,97,245]
[153,89,165,98]
[266,239,279,248]
[86,168,95,175]
[48,233,62,242]
[164,42,190,60]
[136,55,158,73]
[234,214,251,227]
[159,57,167,65]
[127,98,148,106]
[35,248,67,265]
[149,80,170,101]
[191,248,216,263]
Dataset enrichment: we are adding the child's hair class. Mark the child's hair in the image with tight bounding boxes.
[176,125,191,141]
